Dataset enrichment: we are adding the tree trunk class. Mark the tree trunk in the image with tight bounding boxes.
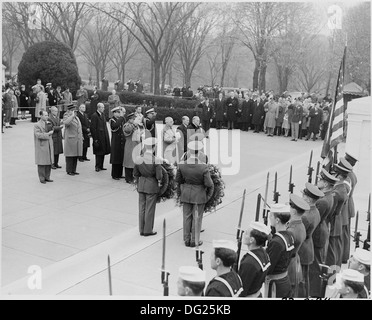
[150,60,154,94]
[259,63,267,93]
[220,68,226,87]
[95,68,100,89]
[121,64,126,85]
[168,66,173,88]
[153,61,161,95]
[253,59,259,91]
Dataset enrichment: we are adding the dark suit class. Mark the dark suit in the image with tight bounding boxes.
[77,110,91,160]
[133,152,163,235]
[176,158,213,244]
[225,97,239,129]
[90,111,110,170]
[199,102,214,134]
[177,124,188,157]
[109,116,126,179]
[214,98,226,129]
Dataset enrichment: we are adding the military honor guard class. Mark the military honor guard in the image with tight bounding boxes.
[48,106,64,169]
[109,106,126,180]
[297,183,323,298]
[91,102,111,172]
[239,221,271,298]
[34,110,54,183]
[205,240,243,297]
[76,104,91,162]
[177,266,206,297]
[63,103,83,176]
[143,108,157,138]
[347,248,370,298]
[265,203,295,298]
[133,138,163,236]
[310,169,338,297]
[326,158,352,267]
[175,140,213,247]
[327,269,366,299]
[287,195,308,297]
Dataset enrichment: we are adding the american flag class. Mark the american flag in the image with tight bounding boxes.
[321,46,347,168]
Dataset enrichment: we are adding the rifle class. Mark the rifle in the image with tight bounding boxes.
[262,172,270,225]
[161,219,170,296]
[195,206,204,270]
[363,193,370,251]
[255,193,261,222]
[307,150,314,183]
[354,211,361,248]
[273,172,280,203]
[319,264,333,298]
[233,189,246,272]
[289,165,295,194]
[108,255,113,296]
[314,161,321,185]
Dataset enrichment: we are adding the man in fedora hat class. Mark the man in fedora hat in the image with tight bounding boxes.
[133,137,163,236]
[176,140,213,248]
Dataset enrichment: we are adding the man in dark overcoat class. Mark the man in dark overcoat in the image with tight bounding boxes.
[225,91,239,130]
[90,102,110,172]
[109,106,126,180]
[77,103,91,162]
[48,106,63,169]
[214,92,226,129]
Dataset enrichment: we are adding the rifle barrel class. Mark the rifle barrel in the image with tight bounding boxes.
[255,194,261,222]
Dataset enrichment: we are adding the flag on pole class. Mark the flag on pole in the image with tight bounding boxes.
[321,46,347,168]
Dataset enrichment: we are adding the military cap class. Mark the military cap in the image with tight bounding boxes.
[318,168,339,184]
[65,103,75,110]
[353,248,371,265]
[145,108,155,114]
[341,269,364,283]
[289,194,310,212]
[143,137,157,146]
[302,182,324,199]
[249,221,271,236]
[46,83,52,86]
[187,140,204,151]
[334,157,353,174]
[127,112,135,119]
[111,106,121,113]
[345,152,358,165]
[270,203,290,214]
[179,266,206,282]
[212,240,237,252]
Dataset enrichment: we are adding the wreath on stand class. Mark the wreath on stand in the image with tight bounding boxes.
[175,164,225,213]
[157,161,177,203]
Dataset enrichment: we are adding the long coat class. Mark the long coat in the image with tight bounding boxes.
[199,102,214,121]
[123,122,141,168]
[19,90,30,111]
[35,91,47,117]
[214,98,226,122]
[77,111,91,148]
[11,95,19,118]
[34,120,54,165]
[89,91,100,117]
[308,106,323,134]
[240,100,251,123]
[225,97,239,122]
[109,116,126,164]
[48,113,63,155]
[90,111,110,155]
[264,101,278,129]
[63,111,83,157]
[276,103,285,127]
[48,91,58,107]
[252,100,265,126]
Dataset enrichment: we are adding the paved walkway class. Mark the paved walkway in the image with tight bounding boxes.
[1,120,369,297]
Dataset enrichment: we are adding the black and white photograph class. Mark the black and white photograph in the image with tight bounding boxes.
[1,1,371,303]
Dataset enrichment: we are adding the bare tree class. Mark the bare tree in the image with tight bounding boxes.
[217,21,236,87]
[2,24,21,77]
[205,50,223,87]
[95,2,200,94]
[79,15,117,89]
[234,2,287,92]
[176,5,216,87]
[109,23,139,85]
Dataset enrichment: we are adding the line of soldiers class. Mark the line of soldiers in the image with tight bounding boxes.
[174,152,370,298]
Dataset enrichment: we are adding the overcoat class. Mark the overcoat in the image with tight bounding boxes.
[34,120,54,165]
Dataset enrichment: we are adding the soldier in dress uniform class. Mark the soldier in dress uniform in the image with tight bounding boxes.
[329,269,366,299]
[348,248,371,298]
[109,106,126,180]
[143,108,157,138]
[326,159,352,267]
[239,221,271,298]
[205,240,244,297]
[133,138,163,236]
[175,140,213,247]
[265,204,295,298]
[341,153,358,263]
[287,195,308,297]
[177,266,206,297]
[298,183,324,298]
[310,169,338,297]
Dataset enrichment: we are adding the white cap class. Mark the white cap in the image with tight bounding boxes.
[270,203,290,214]
[179,266,206,282]
[353,248,371,265]
[341,269,364,283]
[212,240,237,252]
[250,221,271,235]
